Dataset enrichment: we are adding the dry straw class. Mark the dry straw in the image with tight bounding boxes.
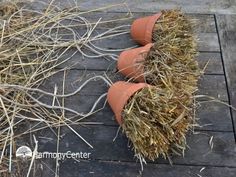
[153,9,197,50]
[145,9,200,92]
[0,1,132,175]
[122,86,195,162]
[122,10,200,163]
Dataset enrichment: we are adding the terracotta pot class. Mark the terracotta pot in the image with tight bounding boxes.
[117,43,153,82]
[107,81,149,125]
[131,13,162,45]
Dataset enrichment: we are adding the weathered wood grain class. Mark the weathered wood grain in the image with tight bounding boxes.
[88,32,220,51]
[10,2,217,32]
[198,75,228,101]
[216,14,236,139]
[34,0,236,14]
[197,52,223,74]
[80,12,216,33]
[56,31,219,52]
[57,52,224,74]
[38,159,236,177]
[196,102,232,131]
[30,0,236,14]
[59,161,236,177]
[198,33,220,52]
[34,92,233,132]
[33,126,236,167]
[39,70,228,100]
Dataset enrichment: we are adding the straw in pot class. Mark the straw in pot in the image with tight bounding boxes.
[143,40,201,96]
[121,86,194,161]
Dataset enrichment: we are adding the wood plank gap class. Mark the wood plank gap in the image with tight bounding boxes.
[214,14,236,142]
[86,158,236,169]
[199,51,221,53]
[204,73,224,76]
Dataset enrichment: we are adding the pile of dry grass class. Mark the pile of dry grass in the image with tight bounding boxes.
[144,41,201,95]
[145,9,200,93]
[0,1,131,175]
[122,86,194,161]
[153,9,197,56]
[121,10,200,163]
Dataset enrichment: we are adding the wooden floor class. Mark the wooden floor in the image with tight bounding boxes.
[21,1,236,176]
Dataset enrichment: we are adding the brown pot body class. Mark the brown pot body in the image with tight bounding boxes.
[131,13,162,45]
[107,81,149,125]
[117,43,153,82]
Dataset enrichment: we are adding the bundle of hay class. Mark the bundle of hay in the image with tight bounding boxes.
[137,12,200,160]
[153,9,197,56]
[0,1,131,175]
[144,41,201,96]
[145,9,200,93]
[117,9,201,162]
[122,86,194,161]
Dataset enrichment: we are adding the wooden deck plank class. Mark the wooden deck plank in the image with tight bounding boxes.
[36,0,236,14]
[198,33,220,52]
[14,2,217,32]
[36,93,233,132]
[57,52,224,75]
[38,159,236,177]
[198,75,228,101]
[196,102,233,131]
[197,52,224,75]
[40,70,228,100]
[60,161,236,177]
[216,14,236,139]
[81,12,216,33]
[89,32,220,52]
[33,126,236,167]
[32,0,236,14]
[57,31,219,52]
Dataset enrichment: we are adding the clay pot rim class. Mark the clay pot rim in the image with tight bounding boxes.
[117,43,154,82]
[131,12,162,45]
[144,13,162,44]
[110,82,150,125]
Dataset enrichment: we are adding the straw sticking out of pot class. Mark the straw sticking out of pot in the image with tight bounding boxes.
[121,86,195,161]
